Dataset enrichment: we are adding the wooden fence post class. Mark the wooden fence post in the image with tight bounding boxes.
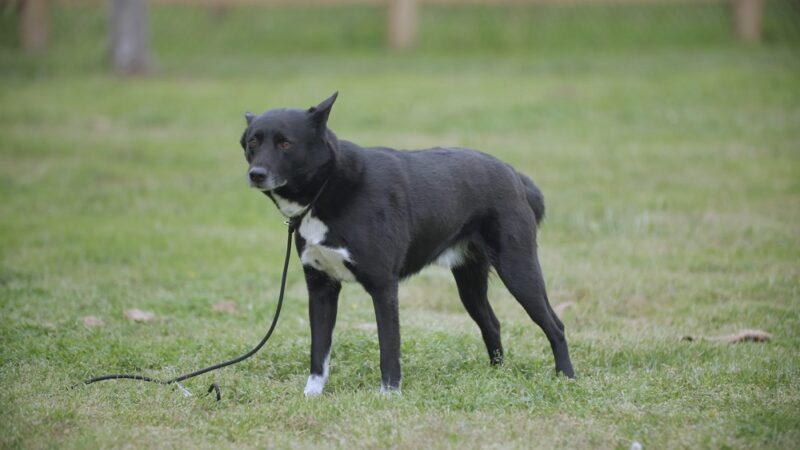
[388,0,417,50]
[733,0,764,43]
[19,0,49,52]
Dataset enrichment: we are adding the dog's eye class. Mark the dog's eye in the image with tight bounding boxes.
[278,140,292,150]
[247,138,258,149]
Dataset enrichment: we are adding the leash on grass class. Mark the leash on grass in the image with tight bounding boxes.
[77,177,331,402]
[76,221,294,402]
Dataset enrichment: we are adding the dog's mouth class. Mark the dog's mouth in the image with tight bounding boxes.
[249,178,287,192]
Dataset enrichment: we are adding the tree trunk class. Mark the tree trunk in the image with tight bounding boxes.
[110,0,152,75]
[20,0,49,52]
[733,0,764,43]
[388,0,417,50]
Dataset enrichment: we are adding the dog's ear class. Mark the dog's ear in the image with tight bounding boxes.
[308,92,338,129]
[244,112,255,125]
[239,129,247,149]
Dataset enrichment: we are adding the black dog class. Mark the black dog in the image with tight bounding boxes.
[240,93,575,396]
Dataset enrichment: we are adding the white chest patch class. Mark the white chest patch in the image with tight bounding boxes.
[271,193,306,218]
[298,213,356,282]
[434,241,470,269]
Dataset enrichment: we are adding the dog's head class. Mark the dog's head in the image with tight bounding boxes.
[240,92,338,192]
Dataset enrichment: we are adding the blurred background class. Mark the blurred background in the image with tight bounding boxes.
[3,0,800,74]
[1,1,799,447]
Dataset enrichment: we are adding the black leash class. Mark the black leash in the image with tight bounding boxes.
[77,176,331,401]
[77,222,295,401]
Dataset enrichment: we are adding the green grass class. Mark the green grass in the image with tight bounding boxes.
[1,3,799,449]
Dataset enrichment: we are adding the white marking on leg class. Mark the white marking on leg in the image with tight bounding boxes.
[271,192,306,218]
[434,241,470,268]
[380,381,402,395]
[304,352,330,397]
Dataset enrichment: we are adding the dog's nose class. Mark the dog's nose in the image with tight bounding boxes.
[249,167,268,184]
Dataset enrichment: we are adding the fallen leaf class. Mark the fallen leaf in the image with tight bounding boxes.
[212,301,238,314]
[682,328,772,344]
[709,329,772,344]
[553,301,577,315]
[124,309,156,322]
[82,316,104,328]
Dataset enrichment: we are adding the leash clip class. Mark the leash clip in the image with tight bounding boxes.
[285,214,305,231]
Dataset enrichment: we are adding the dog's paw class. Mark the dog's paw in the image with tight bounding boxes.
[379,383,401,396]
[304,375,327,397]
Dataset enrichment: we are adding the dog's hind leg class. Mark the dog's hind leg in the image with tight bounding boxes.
[303,267,342,397]
[490,219,575,378]
[452,254,504,365]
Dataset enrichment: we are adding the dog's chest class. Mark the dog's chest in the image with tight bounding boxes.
[271,193,306,218]
[298,213,356,282]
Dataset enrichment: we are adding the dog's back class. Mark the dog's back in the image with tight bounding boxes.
[354,144,543,223]
[334,143,545,277]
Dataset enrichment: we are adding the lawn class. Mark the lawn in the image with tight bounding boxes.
[1,3,799,449]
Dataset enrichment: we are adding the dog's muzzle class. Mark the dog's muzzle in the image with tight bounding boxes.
[248,167,286,191]
[249,167,268,184]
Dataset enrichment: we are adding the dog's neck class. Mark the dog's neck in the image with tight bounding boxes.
[267,133,364,218]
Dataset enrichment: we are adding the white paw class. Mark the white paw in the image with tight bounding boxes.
[304,374,327,397]
[379,383,402,395]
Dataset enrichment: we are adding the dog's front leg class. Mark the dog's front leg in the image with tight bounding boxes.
[368,280,402,393]
[304,267,341,397]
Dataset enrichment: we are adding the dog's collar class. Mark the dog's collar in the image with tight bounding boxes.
[285,175,332,231]
[285,138,337,231]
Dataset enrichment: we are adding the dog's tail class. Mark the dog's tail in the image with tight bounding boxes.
[519,173,545,225]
